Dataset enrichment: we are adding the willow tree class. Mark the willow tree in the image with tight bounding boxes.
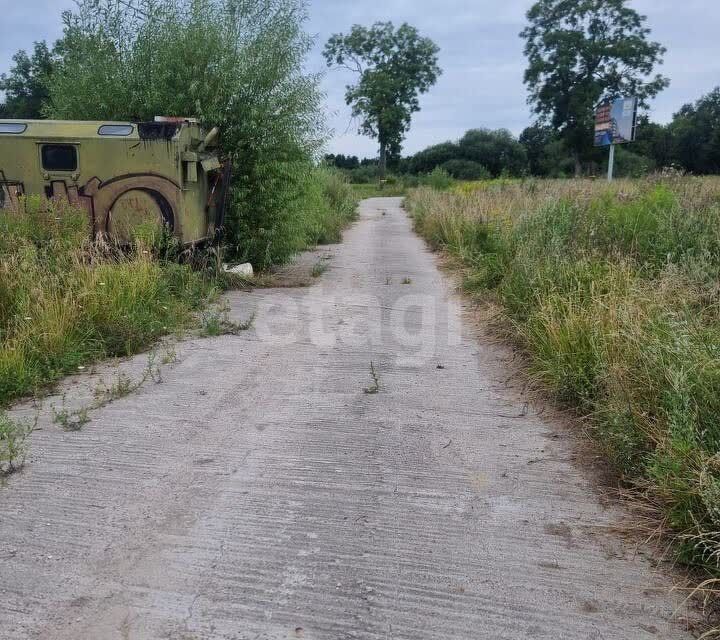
[323,22,441,175]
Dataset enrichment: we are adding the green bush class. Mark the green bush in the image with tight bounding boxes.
[424,167,453,190]
[609,146,656,178]
[441,159,491,181]
[346,165,383,184]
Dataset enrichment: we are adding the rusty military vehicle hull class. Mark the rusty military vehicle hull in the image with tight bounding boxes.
[0,118,231,245]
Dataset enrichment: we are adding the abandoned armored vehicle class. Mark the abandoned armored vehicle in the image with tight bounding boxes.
[0,117,231,245]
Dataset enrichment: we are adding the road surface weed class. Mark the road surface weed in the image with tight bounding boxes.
[200,302,255,337]
[312,259,330,278]
[51,348,167,432]
[0,412,34,475]
[363,361,381,395]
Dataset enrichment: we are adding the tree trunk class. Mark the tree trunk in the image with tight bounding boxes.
[574,152,582,178]
[379,141,387,178]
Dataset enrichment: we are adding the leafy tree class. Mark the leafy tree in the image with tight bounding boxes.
[632,115,674,169]
[669,87,720,174]
[519,123,559,176]
[323,22,441,175]
[408,142,460,174]
[540,139,577,177]
[458,129,528,177]
[48,0,325,267]
[521,0,669,176]
[0,41,54,118]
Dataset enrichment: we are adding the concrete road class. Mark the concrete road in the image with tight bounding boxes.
[0,198,695,639]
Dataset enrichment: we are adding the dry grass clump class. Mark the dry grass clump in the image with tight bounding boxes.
[408,176,720,624]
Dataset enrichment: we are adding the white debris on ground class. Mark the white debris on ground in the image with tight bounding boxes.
[224,262,254,277]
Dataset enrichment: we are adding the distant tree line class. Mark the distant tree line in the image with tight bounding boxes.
[324,85,720,180]
[405,129,526,178]
[322,154,383,171]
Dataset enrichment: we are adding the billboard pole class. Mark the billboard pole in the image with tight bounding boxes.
[607,144,615,182]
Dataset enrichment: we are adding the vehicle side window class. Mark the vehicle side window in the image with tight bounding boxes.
[0,123,27,134]
[41,145,78,172]
[98,124,134,136]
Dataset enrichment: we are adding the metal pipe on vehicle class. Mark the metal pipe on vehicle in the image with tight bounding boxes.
[197,127,219,153]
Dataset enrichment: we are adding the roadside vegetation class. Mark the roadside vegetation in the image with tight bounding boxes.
[0,197,217,409]
[0,169,354,392]
[0,169,355,469]
[407,176,720,615]
[0,0,358,414]
[0,197,205,471]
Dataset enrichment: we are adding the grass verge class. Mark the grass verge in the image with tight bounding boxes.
[0,196,217,408]
[407,176,720,626]
[0,171,356,471]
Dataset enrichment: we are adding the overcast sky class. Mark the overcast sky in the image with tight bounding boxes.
[2,0,718,157]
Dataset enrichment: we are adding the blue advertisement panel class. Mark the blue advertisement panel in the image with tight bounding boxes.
[594,97,638,147]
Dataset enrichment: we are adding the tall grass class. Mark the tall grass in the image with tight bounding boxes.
[0,171,355,472]
[0,197,216,407]
[408,177,720,606]
[312,168,360,243]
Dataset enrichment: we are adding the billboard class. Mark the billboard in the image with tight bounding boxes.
[594,97,638,147]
